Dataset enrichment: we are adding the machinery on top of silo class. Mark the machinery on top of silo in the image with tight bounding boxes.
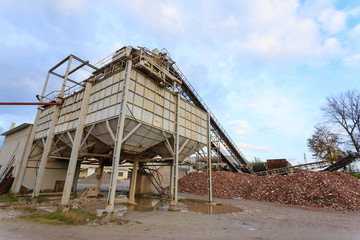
[11,46,252,213]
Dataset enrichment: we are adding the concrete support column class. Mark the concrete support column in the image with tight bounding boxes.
[13,72,51,194]
[170,92,180,208]
[61,81,93,206]
[105,60,133,213]
[33,56,73,199]
[128,160,139,204]
[169,164,174,200]
[207,112,212,203]
[96,163,104,195]
[71,161,81,193]
[32,106,62,198]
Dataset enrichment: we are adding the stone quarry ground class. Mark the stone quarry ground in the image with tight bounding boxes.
[0,171,360,240]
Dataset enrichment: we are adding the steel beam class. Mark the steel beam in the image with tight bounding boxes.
[106,120,116,143]
[121,122,141,144]
[80,124,95,149]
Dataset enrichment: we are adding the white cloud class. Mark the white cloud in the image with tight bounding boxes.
[191,0,347,63]
[42,0,87,14]
[343,54,360,66]
[118,0,183,36]
[227,120,257,134]
[238,143,275,153]
[349,23,360,39]
[0,19,48,51]
[317,8,347,34]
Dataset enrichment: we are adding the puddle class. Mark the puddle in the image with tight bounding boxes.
[179,201,242,214]
[97,197,242,216]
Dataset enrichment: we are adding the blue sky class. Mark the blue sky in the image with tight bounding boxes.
[1,0,360,165]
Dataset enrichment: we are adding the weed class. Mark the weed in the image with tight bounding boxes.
[0,193,18,203]
[38,196,49,202]
[20,209,98,225]
[352,174,360,179]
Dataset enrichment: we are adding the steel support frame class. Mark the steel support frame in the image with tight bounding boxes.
[105,59,133,213]
[32,56,73,198]
[61,81,93,205]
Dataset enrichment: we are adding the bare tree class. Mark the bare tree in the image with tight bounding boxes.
[321,90,360,152]
[307,124,345,163]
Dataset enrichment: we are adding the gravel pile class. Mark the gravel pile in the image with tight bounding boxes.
[178,171,360,211]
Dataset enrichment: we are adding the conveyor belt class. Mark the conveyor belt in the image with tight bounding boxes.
[171,64,253,174]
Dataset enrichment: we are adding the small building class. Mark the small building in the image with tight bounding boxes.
[0,123,33,192]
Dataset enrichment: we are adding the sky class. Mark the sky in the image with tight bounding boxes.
[1,0,360,165]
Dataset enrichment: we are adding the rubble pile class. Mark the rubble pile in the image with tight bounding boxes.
[178,171,360,210]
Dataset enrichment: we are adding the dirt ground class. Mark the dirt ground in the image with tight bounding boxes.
[0,193,359,240]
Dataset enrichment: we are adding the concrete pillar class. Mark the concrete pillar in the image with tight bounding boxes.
[71,161,81,193]
[169,164,174,200]
[96,163,104,195]
[128,160,139,204]
[32,106,62,198]
[170,92,180,208]
[33,56,73,198]
[105,60,133,213]
[207,112,212,203]
[13,72,51,194]
[61,81,93,206]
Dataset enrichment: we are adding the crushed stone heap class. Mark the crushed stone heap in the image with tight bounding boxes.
[178,171,360,211]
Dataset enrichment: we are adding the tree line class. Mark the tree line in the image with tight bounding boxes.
[307,90,360,167]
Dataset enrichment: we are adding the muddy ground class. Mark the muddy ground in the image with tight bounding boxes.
[0,192,359,240]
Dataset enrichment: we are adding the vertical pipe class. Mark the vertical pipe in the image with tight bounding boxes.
[128,160,139,204]
[13,72,51,193]
[61,81,92,205]
[33,57,73,198]
[170,92,180,207]
[207,112,212,203]
[105,60,133,213]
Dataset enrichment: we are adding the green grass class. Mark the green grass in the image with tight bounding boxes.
[38,196,49,202]
[20,209,98,225]
[352,174,360,179]
[0,194,18,203]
